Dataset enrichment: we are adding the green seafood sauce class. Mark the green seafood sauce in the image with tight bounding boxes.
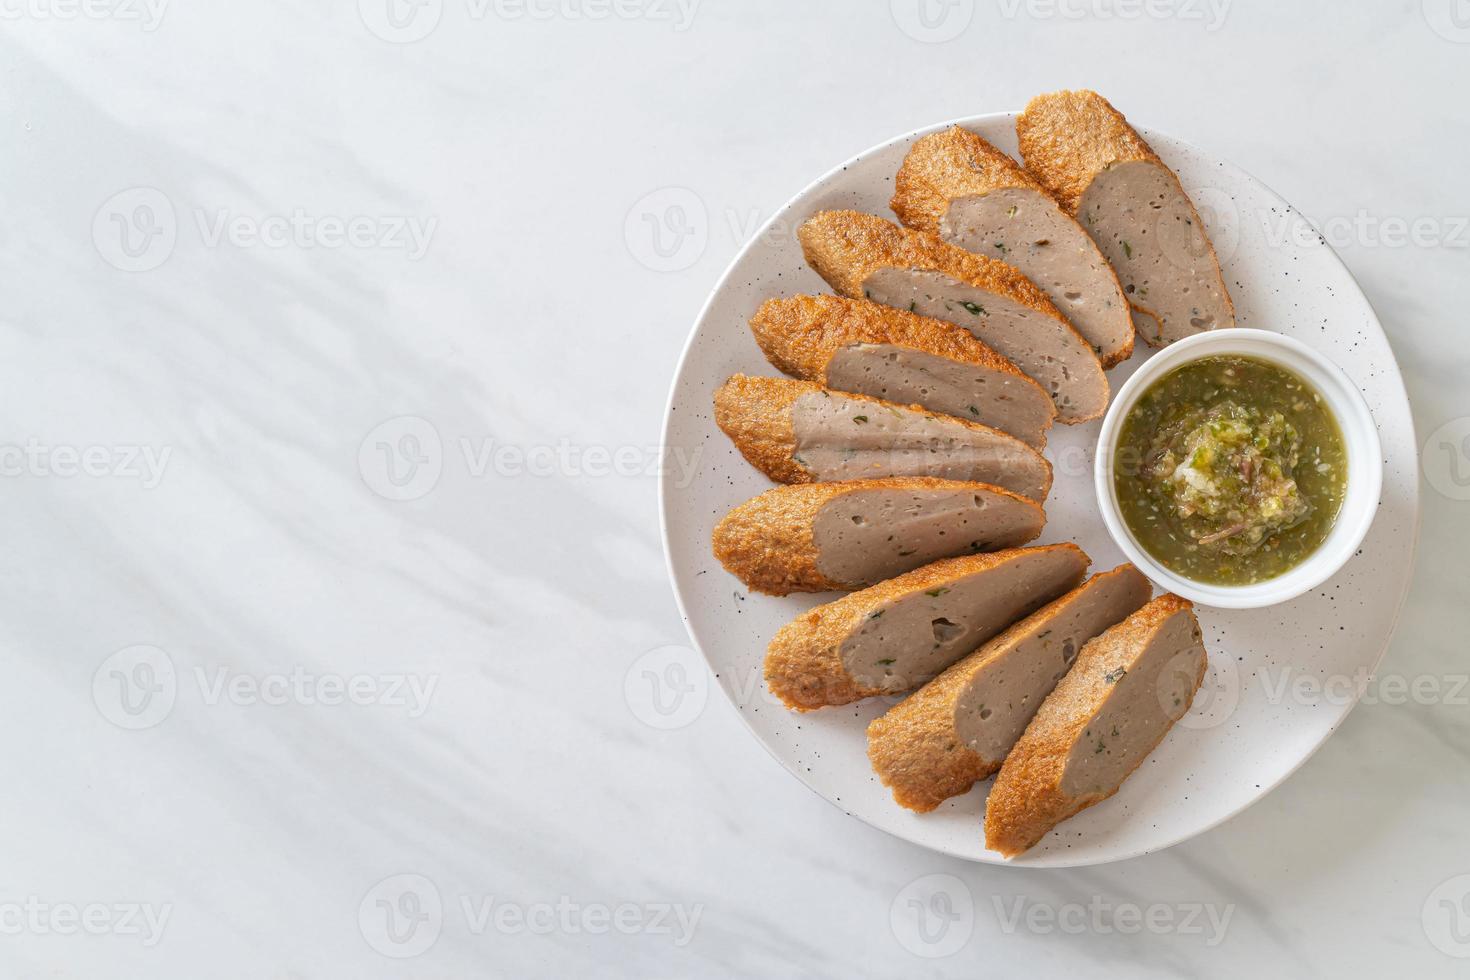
[1114,355,1347,585]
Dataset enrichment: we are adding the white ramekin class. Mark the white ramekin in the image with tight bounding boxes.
[1094,328,1382,609]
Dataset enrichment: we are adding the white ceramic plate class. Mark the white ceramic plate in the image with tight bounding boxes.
[659,112,1420,867]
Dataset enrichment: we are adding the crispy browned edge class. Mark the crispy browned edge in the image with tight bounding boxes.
[797,209,1063,319]
[866,564,1147,812]
[711,374,804,484]
[796,210,1108,422]
[712,478,1046,596]
[749,294,1053,421]
[892,126,1134,368]
[983,593,1206,858]
[1016,90,1235,346]
[1015,90,1162,214]
[710,374,1054,499]
[764,543,1089,712]
[891,125,1048,233]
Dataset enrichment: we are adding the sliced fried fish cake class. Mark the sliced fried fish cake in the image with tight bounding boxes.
[713,478,1046,595]
[1017,90,1234,347]
[765,544,1089,711]
[984,593,1207,858]
[866,564,1150,812]
[713,375,1052,502]
[797,210,1109,423]
[893,126,1133,367]
[749,294,1056,447]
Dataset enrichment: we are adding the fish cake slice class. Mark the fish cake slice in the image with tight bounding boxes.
[892,126,1133,367]
[749,294,1056,447]
[713,375,1053,502]
[713,478,1045,595]
[765,544,1089,711]
[983,594,1207,857]
[797,210,1109,423]
[1016,90,1235,347]
[867,564,1151,811]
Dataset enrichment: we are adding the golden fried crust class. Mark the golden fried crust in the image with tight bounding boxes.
[866,706,992,813]
[712,478,1044,596]
[711,374,1053,497]
[1017,90,1234,347]
[891,126,1051,237]
[1016,90,1162,214]
[983,594,1204,858]
[764,543,1088,712]
[748,294,1043,397]
[866,564,1142,813]
[797,210,1063,320]
[711,482,830,595]
[711,374,805,484]
[893,126,1134,369]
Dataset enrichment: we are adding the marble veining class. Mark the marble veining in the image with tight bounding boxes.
[1,2,1465,976]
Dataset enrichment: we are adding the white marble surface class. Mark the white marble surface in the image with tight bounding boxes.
[4,1,1468,976]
